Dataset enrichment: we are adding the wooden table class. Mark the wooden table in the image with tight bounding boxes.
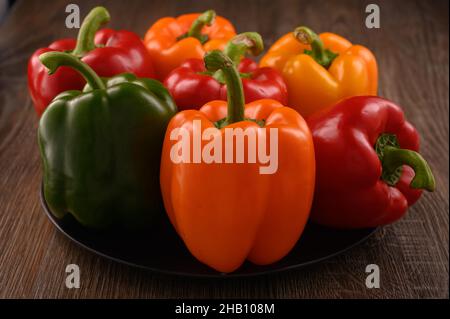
[0,0,448,299]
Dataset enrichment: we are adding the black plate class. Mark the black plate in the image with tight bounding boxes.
[40,186,376,278]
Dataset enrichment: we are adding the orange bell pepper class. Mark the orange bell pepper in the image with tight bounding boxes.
[260,26,378,117]
[144,10,236,80]
[160,50,315,273]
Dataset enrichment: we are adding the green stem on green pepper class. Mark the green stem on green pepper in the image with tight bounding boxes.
[39,51,105,90]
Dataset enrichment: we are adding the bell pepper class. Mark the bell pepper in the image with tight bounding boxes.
[28,6,155,116]
[260,26,378,117]
[144,10,236,80]
[38,52,176,229]
[164,32,288,110]
[160,50,315,272]
[307,96,435,229]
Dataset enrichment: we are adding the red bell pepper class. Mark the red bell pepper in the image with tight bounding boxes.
[163,32,288,110]
[28,7,155,116]
[307,96,435,228]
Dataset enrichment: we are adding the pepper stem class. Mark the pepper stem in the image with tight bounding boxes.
[293,26,338,69]
[383,146,435,191]
[223,32,264,65]
[72,7,111,57]
[212,32,264,83]
[204,51,245,125]
[186,10,216,43]
[376,133,435,192]
[39,51,105,90]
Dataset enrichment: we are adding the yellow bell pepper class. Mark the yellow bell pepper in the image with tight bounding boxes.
[260,26,378,117]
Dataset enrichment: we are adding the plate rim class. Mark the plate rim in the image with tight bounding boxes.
[40,184,378,278]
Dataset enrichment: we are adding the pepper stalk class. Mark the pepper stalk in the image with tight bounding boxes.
[39,51,105,90]
[293,26,338,69]
[212,32,264,83]
[72,6,111,57]
[177,10,216,44]
[204,50,245,126]
[375,133,435,191]
[223,32,264,65]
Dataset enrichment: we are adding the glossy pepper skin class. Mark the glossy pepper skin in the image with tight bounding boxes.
[28,7,155,116]
[38,52,176,230]
[160,51,315,273]
[307,96,435,229]
[164,32,288,110]
[144,10,235,80]
[260,26,378,117]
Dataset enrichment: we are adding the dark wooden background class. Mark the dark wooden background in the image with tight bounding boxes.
[0,0,448,299]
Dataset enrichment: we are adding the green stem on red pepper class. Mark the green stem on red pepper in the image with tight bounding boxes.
[212,32,264,83]
[72,6,111,57]
[223,32,264,65]
[39,51,106,90]
[178,10,216,44]
[376,133,435,191]
[204,50,245,126]
[293,26,338,69]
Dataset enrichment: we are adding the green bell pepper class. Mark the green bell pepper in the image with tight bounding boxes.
[38,51,177,230]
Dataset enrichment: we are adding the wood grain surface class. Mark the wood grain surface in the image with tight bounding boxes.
[0,0,448,299]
